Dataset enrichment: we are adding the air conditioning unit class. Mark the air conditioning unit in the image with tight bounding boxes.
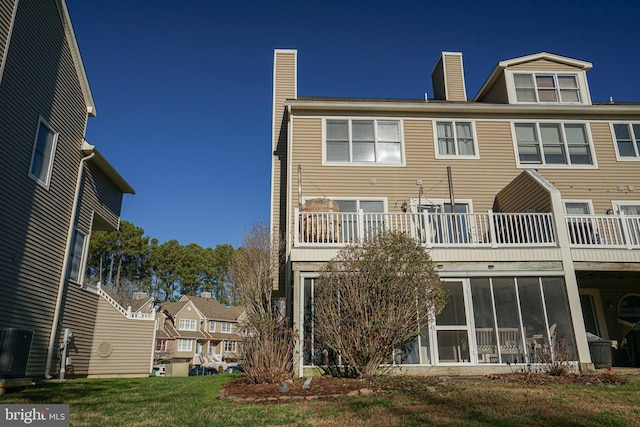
[0,328,33,379]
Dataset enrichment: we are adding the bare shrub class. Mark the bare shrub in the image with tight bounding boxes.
[230,223,297,384]
[314,230,446,379]
[539,333,577,376]
[511,333,577,376]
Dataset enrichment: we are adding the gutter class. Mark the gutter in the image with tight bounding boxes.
[44,151,95,379]
[81,141,135,194]
[284,99,640,117]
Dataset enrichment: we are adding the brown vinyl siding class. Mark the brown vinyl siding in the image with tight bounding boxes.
[58,160,125,377]
[443,54,466,101]
[76,162,124,232]
[58,285,99,377]
[0,0,89,377]
[510,58,580,71]
[0,1,17,73]
[87,298,155,377]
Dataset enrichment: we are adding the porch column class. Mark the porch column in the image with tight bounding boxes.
[550,191,592,370]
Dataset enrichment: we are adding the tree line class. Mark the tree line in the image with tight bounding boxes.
[86,221,237,304]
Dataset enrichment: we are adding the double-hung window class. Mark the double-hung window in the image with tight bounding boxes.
[612,123,640,159]
[67,229,87,283]
[326,119,402,164]
[29,118,58,188]
[514,123,593,166]
[178,339,192,352]
[513,73,581,104]
[221,322,232,333]
[209,321,216,332]
[435,121,477,157]
[224,341,237,353]
[179,319,197,331]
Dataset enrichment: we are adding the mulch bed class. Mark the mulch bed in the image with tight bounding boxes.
[219,371,629,403]
[486,371,629,386]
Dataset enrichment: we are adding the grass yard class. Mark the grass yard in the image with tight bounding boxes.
[1,374,639,426]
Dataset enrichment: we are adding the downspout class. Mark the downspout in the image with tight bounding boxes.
[44,151,95,379]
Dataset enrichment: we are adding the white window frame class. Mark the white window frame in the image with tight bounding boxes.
[511,121,597,169]
[611,201,640,216]
[221,322,232,333]
[179,319,197,331]
[67,229,88,284]
[411,198,474,214]
[178,339,193,352]
[562,200,594,215]
[223,341,237,353]
[611,122,640,161]
[506,70,590,105]
[29,117,58,189]
[326,197,388,213]
[323,118,405,166]
[563,200,598,245]
[209,321,216,332]
[433,120,479,159]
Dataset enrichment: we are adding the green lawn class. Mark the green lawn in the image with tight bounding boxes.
[1,374,639,426]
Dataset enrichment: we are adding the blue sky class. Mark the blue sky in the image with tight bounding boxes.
[67,0,640,249]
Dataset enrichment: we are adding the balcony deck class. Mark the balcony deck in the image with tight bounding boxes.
[294,209,640,252]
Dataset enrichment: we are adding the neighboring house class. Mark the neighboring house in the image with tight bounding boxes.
[271,49,640,376]
[146,293,245,374]
[0,0,154,380]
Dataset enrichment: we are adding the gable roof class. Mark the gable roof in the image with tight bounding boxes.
[120,297,153,313]
[474,52,593,102]
[56,0,96,116]
[181,295,245,321]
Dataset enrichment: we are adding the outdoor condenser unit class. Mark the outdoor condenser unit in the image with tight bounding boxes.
[0,328,33,379]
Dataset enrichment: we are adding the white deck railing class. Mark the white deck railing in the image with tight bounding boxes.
[565,213,640,249]
[83,282,155,320]
[294,209,556,248]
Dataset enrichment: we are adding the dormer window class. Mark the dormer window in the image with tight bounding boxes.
[179,319,197,331]
[513,73,581,103]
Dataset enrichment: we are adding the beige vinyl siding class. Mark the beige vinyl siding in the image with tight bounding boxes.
[495,171,553,213]
[0,0,90,377]
[289,114,640,225]
[58,285,99,377]
[443,54,466,101]
[537,122,640,215]
[290,118,522,225]
[477,72,508,104]
[431,56,445,100]
[88,297,155,377]
[272,51,296,291]
[510,58,581,71]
